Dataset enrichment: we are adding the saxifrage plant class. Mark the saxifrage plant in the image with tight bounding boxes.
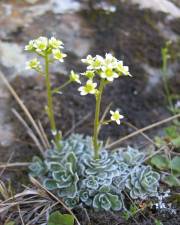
[26,37,160,211]
[30,134,160,210]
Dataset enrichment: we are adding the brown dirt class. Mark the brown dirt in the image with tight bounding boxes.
[10,73,169,144]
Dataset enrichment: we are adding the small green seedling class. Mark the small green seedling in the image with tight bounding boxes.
[155,125,180,149]
[122,204,139,220]
[161,41,180,115]
[150,153,180,187]
[154,219,163,225]
[48,211,74,225]
[5,222,15,225]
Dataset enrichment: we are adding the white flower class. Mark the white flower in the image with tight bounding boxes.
[70,70,81,84]
[110,110,124,125]
[87,55,104,70]
[26,58,41,70]
[81,70,95,79]
[81,55,94,64]
[52,49,67,62]
[25,40,35,51]
[100,66,119,81]
[34,36,48,52]
[49,37,63,49]
[117,63,131,76]
[104,53,118,67]
[78,80,97,95]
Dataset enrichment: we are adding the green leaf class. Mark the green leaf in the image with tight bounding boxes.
[5,222,15,225]
[150,154,169,170]
[163,175,180,187]
[154,137,165,147]
[165,126,178,139]
[170,156,180,173]
[154,219,163,225]
[48,211,74,225]
[172,137,180,148]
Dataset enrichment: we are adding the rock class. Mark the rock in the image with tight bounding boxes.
[57,14,94,58]
[0,82,15,147]
[25,0,40,4]
[0,41,27,77]
[51,0,81,14]
[130,0,180,18]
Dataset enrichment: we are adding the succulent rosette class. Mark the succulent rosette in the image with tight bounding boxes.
[126,165,160,199]
[82,150,119,186]
[29,134,160,211]
[92,186,123,211]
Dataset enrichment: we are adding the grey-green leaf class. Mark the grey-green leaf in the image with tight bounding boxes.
[44,179,58,190]
[67,152,77,172]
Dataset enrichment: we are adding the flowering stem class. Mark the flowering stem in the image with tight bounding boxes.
[45,53,61,147]
[93,79,105,160]
[161,46,174,113]
[52,80,72,94]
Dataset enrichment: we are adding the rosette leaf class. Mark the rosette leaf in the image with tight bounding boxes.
[62,134,92,158]
[79,189,92,206]
[126,166,160,199]
[82,175,99,190]
[54,163,79,198]
[112,162,129,191]
[29,156,47,177]
[83,150,118,185]
[64,196,79,208]
[93,186,123,211]
[44,179,58,190]
[122,146,145,166]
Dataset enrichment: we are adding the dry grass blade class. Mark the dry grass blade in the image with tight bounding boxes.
[0,180,11,201]
[125,122,156,146]
[64,112,91,137]
[18,205,25,225]
[0,187,57,224]
[0,189,52,225]
[0,71,48,153]
[37,120,51,149]
[0,151,14,177]
[107,113,180,149]
[0,162,30,169]
[12,108,45,156]
[30,176,81,225]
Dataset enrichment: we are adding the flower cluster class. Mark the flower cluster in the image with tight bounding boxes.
[78,53,131,96]
[25,37,67,71]
[81,53,131,83]
[78,53,129,126]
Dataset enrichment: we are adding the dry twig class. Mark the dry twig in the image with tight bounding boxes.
[107,113,180,149]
